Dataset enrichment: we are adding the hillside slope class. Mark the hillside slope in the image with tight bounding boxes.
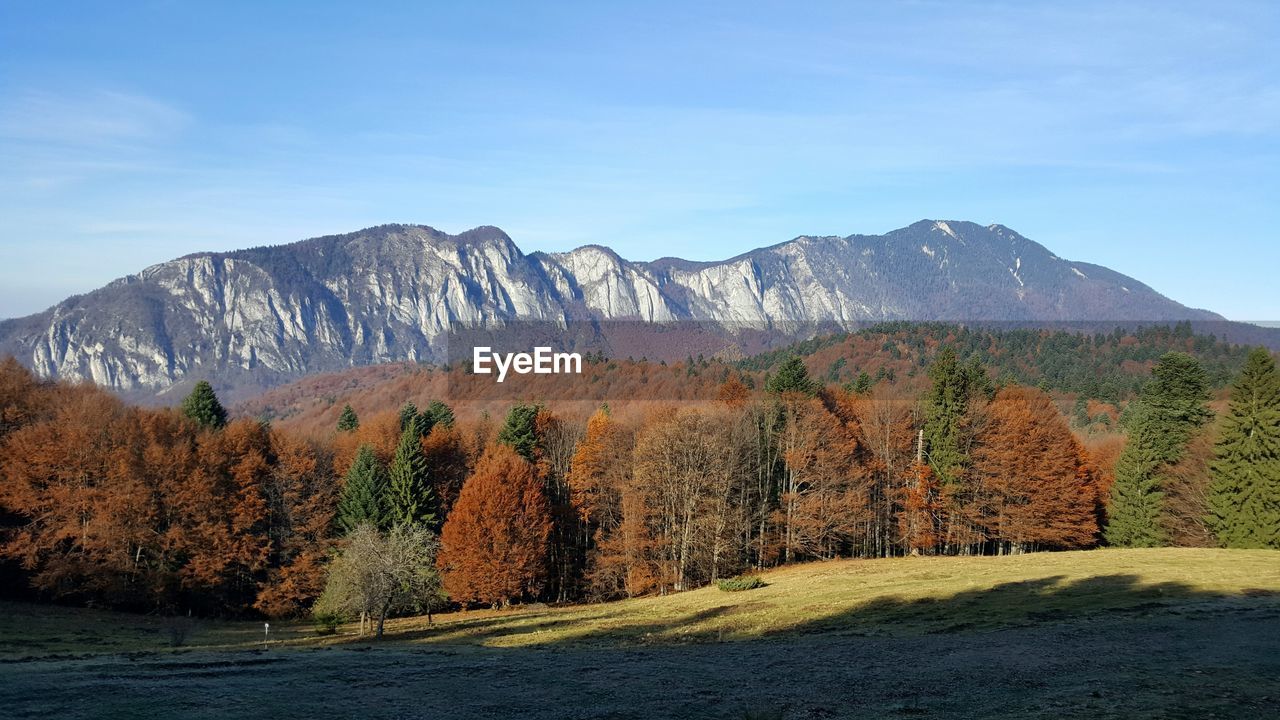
[4,550,1278,719]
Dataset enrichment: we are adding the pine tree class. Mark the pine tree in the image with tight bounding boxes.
[498,403,542,462]
[337,404,359,432]
[181,380,227,429]
[1207,348,1280,548]
[425,400,456,429]
[1105,352,1211,547]
[387,425,435,528]
[1104,424,1167,547]
[1141,352,1212,463]
[852,371,873,395]
[397,402,420,432]
[921,348,986,485]
[337,444,387,533]
[765,355,818,395]
[1073,396,1090,427]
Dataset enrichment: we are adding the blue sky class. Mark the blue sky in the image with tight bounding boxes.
[1,1,1277,320]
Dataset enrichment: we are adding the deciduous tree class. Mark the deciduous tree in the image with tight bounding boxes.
[438,445,551,606]
[314,523,442,638]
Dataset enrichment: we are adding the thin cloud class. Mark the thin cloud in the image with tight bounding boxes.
[0,89,190,147]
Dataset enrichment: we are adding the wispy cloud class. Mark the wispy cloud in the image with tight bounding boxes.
[0,89,189,147]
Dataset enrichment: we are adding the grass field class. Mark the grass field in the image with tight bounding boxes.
[3,548,1279,718]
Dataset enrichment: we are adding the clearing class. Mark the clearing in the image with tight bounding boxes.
[2,548,1278,719]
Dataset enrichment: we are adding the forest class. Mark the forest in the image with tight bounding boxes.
[1,323,1277,628]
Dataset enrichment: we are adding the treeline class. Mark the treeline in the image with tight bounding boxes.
[742,322,1253,403]
[0,365,338,616]
[237,323,1255,441]
[2,341,1277,621]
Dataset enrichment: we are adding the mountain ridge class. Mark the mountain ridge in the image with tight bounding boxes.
[0,219,1245,400]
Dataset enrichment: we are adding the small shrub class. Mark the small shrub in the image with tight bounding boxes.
[312,611,345,635]
[717,575,766,592]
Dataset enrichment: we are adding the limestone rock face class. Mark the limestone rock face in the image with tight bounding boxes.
[0,220,1219,397]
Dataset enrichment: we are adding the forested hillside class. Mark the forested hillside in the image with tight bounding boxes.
[238,322,1255,439]
[2,218,1239,398]
[742,321,1252,402]
[2,322,1276,621]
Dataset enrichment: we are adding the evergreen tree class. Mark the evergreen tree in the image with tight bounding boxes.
[337,445,387,533]
[337,404,360,432]
[398,402,420,432]
[387,425,435,528]
[1073,396,1090,427]
[181,380,227,430]
[765,356,818,395]
[498,403,542,462]
[1140,352,1212,463]
[1207,348,1280,548]
[921,348,987,485]
[424,400,456,429]
[1103,422,1167,547]
[1106,352,1211,546]
[852,370,874,395]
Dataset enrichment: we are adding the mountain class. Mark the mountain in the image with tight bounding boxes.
[0,219,1235,399]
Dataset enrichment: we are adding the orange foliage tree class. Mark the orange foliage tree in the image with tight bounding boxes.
[437,444,552,607]
[253,434,339,617]
[970,386,1098,551]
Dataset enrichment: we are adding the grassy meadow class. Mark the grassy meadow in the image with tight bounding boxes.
[3,548,1279,719]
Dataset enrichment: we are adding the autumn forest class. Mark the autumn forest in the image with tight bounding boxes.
[1,323,1278,631]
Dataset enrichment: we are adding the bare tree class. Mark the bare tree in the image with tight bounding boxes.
[314,523,443,639]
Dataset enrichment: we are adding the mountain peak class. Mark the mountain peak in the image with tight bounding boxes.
[0,219,1232,397]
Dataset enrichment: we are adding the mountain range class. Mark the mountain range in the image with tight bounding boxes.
[0,219,1252,400]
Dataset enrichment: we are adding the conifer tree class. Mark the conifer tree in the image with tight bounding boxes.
[1139,352,1212,463]
[852,371,874,395]
[765,355,818,395]
[387,425,435,528]
[921,348,987,485]
[181,380,227,429]
[1073,396,1090,427]
[425,400,456,429]
[397,402,420,432]
[1106,352,1211,546]
[1207,348,1280,548]
[337,404,360,432]
[337,444,387,533]
[1104,423,1167,547]
[972,386,1097,550]
[498,403,542,462]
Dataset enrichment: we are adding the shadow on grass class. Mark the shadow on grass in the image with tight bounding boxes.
[770,573,1278,642]
[375,573,1278,650]
[368,605,738,648]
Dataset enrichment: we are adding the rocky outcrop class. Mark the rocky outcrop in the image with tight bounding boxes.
[0,220,1223,397]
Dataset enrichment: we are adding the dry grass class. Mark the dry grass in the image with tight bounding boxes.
[4,547,1276,659]
[376,547,1280,648]
[5,548,1279,719]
